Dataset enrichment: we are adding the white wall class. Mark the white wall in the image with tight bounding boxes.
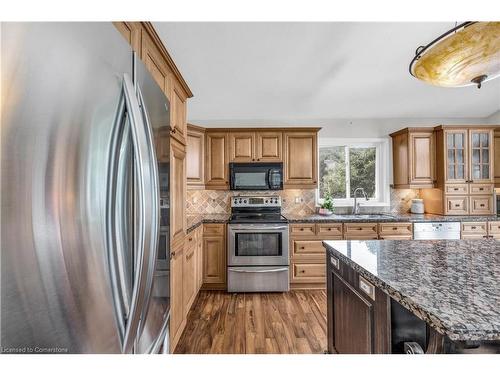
[485,110,500,124]
[194,116,494,138]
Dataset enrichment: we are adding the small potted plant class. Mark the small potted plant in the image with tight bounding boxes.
[319,195,334,216]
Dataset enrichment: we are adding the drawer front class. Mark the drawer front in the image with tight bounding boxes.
[469,183,493,195]
[461,222,487,235]
[203,223,225,236]
[292,240,327,258]
[344,223,378,238]
[469,196,493,215]
[488,221,500,234]
[317,223,343,237]
[292,263,326,283]
[378,222,412,236]
[378,235,412,240]
[444,195,468,215]
[445,184,468,195]
[290,223,316,236]
[358,276,376,301]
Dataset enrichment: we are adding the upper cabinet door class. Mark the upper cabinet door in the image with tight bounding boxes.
[206,132,229,188]
[469,129,493,183]
[229,132,255,162]
[170,139,186,246]
[409,131,435,186]
[186,126,205,188]
[141,30,170,98]
[256,131,282,162]
[284,131,318,188]
[444,129,468,183]
[171,81,188,145]
[494,130,500,187]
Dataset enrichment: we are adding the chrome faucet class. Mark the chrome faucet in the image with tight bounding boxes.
[352,187,368,215]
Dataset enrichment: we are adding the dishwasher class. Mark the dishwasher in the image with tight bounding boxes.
[413,222,461,240]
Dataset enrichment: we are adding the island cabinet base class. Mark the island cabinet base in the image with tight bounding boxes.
[327,253,391,354]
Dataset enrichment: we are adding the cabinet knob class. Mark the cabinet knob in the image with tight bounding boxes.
[300,246,305,250]
[300,228,304,231]
[257,158,260,161]
[171,128,177,134]
[300,270,305,273]
[328,228,332,231]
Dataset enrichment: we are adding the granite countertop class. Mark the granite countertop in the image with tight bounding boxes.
[285,213,499,223]
[323,239,500,341]
[186,213,230,233]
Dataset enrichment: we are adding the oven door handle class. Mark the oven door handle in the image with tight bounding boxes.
[228,267,289,273]
[229,225,289,231]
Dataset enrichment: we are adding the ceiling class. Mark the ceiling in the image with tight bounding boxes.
[154,22,500,123]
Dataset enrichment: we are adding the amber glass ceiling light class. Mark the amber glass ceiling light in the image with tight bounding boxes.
[410,22,500,88]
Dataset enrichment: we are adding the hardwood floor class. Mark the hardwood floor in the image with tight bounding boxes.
[174,290,327,354]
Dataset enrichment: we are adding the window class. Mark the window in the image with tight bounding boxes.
[317,138,390,206]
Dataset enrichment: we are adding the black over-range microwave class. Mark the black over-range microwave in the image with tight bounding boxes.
[229,162,283,190]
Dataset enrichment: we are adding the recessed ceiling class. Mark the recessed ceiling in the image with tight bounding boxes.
[154,22,500,123]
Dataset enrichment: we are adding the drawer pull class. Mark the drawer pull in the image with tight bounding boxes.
[480,204,485,207]
[328,228,332,231]
[454,188,459,191]
[392,227,398,231]
[330,256,340,270]
[358,228,363,231]
[300,246,305,250]
[300,269,305,273]
[359,276,375,300]
[455,204,460,207]
[479,188,484,191]
[471,226,476,229]
[300,228,304,231]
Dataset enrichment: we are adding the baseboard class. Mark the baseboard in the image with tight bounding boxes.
[290,283,326,290]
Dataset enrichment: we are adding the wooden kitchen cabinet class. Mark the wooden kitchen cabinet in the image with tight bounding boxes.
[205,131,229,189]
[378,223,412,240]
[494,129,500,187]
[284,130,319,188]
[186,124,205,189]
[171,80,188,145]
[344,223,378,240]
[422,126,496,216]
[390,128,435,188]
[170,241,185,350]
[202,224,226,289]
[183,238,197,315]
[170,139,186,246]
[113,22,141,52]
[229,130,283,162]
[141,29,171,97]
[154,127,170,163]
[256,131,282,161]
[229,131,255,162]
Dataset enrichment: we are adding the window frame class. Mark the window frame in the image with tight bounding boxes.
[317,138,390,207]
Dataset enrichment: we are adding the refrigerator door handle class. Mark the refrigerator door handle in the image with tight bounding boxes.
[134,84,160,336]
[106,73,158,353]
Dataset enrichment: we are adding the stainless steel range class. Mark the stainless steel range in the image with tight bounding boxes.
[227,195,289,293]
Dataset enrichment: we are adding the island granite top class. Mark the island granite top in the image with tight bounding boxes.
[323,239,500,341]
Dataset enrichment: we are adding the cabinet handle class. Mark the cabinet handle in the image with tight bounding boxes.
[300,246,305,250]
[454,188,459,191]
[392,227,398,231]
[471,226,477,229]
[455,204,460,207]
[328,228,332,231]
[171,251,176,257]
[300,228,304,231]
[359,276,376,300]
[257,158,260,161]
[479,188,484,191]
[330,256,340,270]
[313,181,317,183]
[300,270,305,273]
[358,228,363,230]
[189,238,193,241]
[171,128,177,134]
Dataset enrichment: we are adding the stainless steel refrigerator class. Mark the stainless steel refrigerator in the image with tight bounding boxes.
[1,22,170,354]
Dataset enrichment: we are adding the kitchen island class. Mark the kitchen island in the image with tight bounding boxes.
[323,239,500,354]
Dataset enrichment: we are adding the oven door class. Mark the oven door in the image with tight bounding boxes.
[228,224,289,266]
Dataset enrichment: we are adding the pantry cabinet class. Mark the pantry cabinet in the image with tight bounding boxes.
[284,131,318,188]
[390,128,435,188]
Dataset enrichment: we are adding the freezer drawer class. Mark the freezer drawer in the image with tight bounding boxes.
[227,266,289,292]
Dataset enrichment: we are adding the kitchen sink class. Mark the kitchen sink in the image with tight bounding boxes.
[333,214,396,220]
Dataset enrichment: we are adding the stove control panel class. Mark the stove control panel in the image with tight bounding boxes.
[231,195,281,207]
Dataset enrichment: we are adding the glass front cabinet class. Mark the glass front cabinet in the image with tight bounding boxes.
[444,128,494,184]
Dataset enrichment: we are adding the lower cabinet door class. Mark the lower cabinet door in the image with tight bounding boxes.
[170,244,184,347]
[183,245,196,315]
[332,272,374,354]
[203,236,226,285]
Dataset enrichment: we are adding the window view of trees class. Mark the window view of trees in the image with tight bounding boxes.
[319,145,376,200]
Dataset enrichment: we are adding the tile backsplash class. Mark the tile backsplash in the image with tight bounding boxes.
[187,187,420,216]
